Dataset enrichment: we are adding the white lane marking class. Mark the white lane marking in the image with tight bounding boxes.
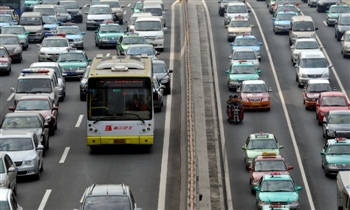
[75,115,84,127]
[157,1,178,210]
[7,93,14,101]
[59,147,70,164]
[323,20,327,26]
[127,3,131,7]
[202,0,233,209]
[124,11,127,15]
[247,2,316,209]
[38,189,52,210]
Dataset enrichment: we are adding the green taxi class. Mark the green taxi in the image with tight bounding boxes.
[226,60,261,91]
[116,33,148,56]
[242,132,284,168]
[254,174,302,210]
[130,1,143,13]
[321,138,350,177]
[94,23,124,49]
[326,3,350,26]
[57,49,91,79]
[1,25,29,50]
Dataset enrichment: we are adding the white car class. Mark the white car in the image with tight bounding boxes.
[229,48,260,69]
[0,189,22,210]
[290,38,323,65]
[37,35,71,62]
[85,4,113,30]
[0,152,17,193]
[224,2,250,26]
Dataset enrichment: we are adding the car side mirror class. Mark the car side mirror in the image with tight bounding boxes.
[258,42,262,46]
[248,165,253,171]
[8,107,15,111]
[241,146,247,150]
[168,69,173,74]
[228,55,232,59]
[253,187,259,192]
[272,18,275,20]
[52,106,59,110]
[156,51,160,55]
[8,166,15,172]
[226,69,230,74]
[315,27,318,30]
[296,186,302,191]
[268,87,272,92]
[85,11,88,14]
[287,165,293,170]
[82,32,86,35]
[87,58,92,62]
[10,87,15,93]
[44,123,50,128]
[279,145,284,149]
[328,64,333,68]
[37,144,45,150]
[257,69,262,74]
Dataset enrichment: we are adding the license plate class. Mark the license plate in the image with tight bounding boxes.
[67,72,76,76]
[108,40,116,44]
[251,103,260,106]
[114,139,125,144]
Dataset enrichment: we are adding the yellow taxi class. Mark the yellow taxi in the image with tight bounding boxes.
[226,16,253,42]
[238,80,272,110]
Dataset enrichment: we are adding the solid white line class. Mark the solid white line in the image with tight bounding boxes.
[201,0,233,209]
[247,3,316,209]
[157,1,177,210]
[37,189,52,210]
[75,115,84,127]
[59,147,70,164]
[127,3,131,7]
[7,93,14,101]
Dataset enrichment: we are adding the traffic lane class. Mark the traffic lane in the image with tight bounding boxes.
[251,1,339,209]
[299,4,350,96]
[207,1,312,209]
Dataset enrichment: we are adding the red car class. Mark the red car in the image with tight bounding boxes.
[316,91,350,125]
[9,95,58,135]
[0,46,12,75]
[248,154,293,193]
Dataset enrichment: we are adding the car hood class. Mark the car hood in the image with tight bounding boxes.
[293,31,316,38]
[241,92,269,99]
[0,23,11,27]
[1,45,18,52]
[229,74,259,81]
[0,57,10,62]
[5,150,37,162]
[23,25,43,32]
[246,149,280,158]
[228,27,252,33]
[252,171,289,181]
[299,67,329,74]
[258,192,299,202]
[65,34,83,40]
[87,14,113,20]
[40,47,70,54]
[232,59,259,67]
[14,110,51,118]
[59,62,88,68]
[326,155,350,164]
[328,13,340,18]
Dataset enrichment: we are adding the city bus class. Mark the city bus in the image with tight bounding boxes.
[337,171,350,210]
[86,54,154,151]
[0,0,25,16]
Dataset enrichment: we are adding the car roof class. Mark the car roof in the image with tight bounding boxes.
[58,25,79,28]
[249,132,275,139]
[0,130,34,138]
[31,62,60,67]
[320,91,346,97]
[299,50,325,57]
[328,110,350,115]
[233,48,255,52]
[135,16,162,21]
[262,174,292,180]
[21,12,42,17]
[90,4,111,7]
[34,5,56,8]
[292,15,313,21]
[0,34,18,38]
[89,184,129,196]
[227,2,246,5]
[307,79,330,84]
[327,138,350,144]
[5,112,42,117]
[242,80,266,84]
[295,38,317,42]
[131,12,153,17]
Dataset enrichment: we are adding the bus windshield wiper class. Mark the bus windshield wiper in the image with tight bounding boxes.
[118,113,145,124]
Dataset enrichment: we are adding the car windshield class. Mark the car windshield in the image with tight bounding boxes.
[1,27,25,34]
[276,5,298,13]
[43,16,57,24]
[100,25,123,33]
[247,139,277,149]
[1,116,41,129]
[329,6,350,13]
[43,0,59,4]
[126,46,154,56]
[0,138,34,151]
[293,21,315,31]
[143,8,162,16]
[57,27,80,34]
[0,49,7,57]
[299,58,328,68]
[91,0,100,5]
[20,17,41,25]
[260,180,295,192]
[101,1,120,8]
[322,96,347,106]
[34,8,55,16]
[16,78,52,93]
[242,84,267,93]
[153,63,167,73]
[135,20,161,31]
[83,195,131,210]
[234,38,258,46]
[233,51,256,60]
[231,66,256,74]
[295,41,319,49]
[328,114,350,124]
[0,37,18,44]
[41,39,68,47]
[326,145,350,154]
[0,201,10,210]
[58,53,86,62]
[339,16,350,25]
[16,99,51,110]
[60,1,79,9]
[0,15,12,22]
[345,34,350,41]
[254,160,287,171]
[89,7,110,14]
[227,5,247,13]
[229,20,250,27]
[122,37,147,44]
[275,13,295,21]
[306,83,332,92]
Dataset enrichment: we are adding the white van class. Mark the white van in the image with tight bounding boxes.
[289,16,318,45]
[126,12,153,32]
[10,68,60,106]
[133,16,167,51]
[142,1,166,27]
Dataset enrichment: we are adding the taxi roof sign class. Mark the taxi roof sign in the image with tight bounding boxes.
[262,152,277,157]
[335,138,347,142]
[255,132,269,137]
[270,172,281,176]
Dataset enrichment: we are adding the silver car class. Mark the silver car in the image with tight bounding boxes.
[290,38,322,65]
[30,62,66,102]
[153,76,164,112]
[0,131,44,180]
[0,152,17,193]
[0,34,22,63]
[85,4,113,30]
[152,60,173,95]
[0,188,22,210]
[229,48,260,69]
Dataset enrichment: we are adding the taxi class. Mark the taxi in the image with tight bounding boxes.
[116,32,149,56]
[1,25,29,50]
[320,138,350,177]
[272,11,298,34]
[302,79,333,110]
[230,35,262,60]
[42,16,59,35]
[272,3,300,18]
[238,80,272,110]
[57,49,91,79]
[341,30,350,58]
[248,154,293,193]
[37,34,71,62]
[225,60,261,91]
[0,14,17,27]
[94,22,124,48]
[316,91,350,124]
[254,173,302,210]
[130,1,143,13]
[326,2,350,26]
[0,46,12,75]
[56,25,85,50]
[229,48,260,69]
[242,132,284,168]
[290,38,322,65]
[226,16,253,42]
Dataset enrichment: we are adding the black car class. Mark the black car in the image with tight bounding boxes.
[335,13,350,41]
[323,110,350,140]
[316,0,338,12]
[59,0,83,23]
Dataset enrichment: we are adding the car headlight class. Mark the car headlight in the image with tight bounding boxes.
[345,45,350,49]
[75,37,83,42]
[327,163,337,168]
[241,97,249,102]
[20,38,27,42]
[289,200,299,205]
[13,47,21,53]
[77,67,86,70]
[155,35,163,39]
[258,200,269,205]
[67,15,72,20]
[101,37,109,41]
[262,97,269,102]
[24,159,36,166]
[322,71,329,78]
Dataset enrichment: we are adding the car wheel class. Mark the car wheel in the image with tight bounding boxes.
[303,99,305,105]
[98,42,102,49]
[54,121,57,130]
[316,112,318,120]
[35,166,41,180]
[46,137,50,150]
[119,19,123,25]
[80,93,86,101]
[49,127,55,136]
